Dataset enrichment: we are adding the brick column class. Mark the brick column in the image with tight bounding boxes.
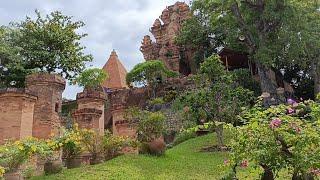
[26,73,66,139]
[72,108,103,131]
[0,88,37,144]
[75,89,107,135]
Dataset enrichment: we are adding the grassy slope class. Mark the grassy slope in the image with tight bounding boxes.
[33,133,290,180]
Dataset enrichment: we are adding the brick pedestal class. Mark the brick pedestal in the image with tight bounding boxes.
[75,89,107,135]
[26,73,66,139]
[0,88,37,144]
[72,108,103,131]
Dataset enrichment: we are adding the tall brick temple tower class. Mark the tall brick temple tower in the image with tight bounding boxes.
[101,50,128,91]
[26,73,66,139]
[140,2,195,76]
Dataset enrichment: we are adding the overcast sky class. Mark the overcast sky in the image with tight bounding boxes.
[0,0,191,99]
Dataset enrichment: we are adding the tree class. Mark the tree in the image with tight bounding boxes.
[9,10,92,82]
[126,60,178,98]
[174,55,254,147]
[0,26,27,88]
[276,1,320,97]
[74,68,108,90]
[183,0,318,99]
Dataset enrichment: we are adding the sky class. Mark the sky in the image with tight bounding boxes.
[0,0,191,99]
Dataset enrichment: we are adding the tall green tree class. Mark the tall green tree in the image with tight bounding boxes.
[6,10,92,85]
[175,55,254,147]
[182,0,319,98]
[277,1,320,97]
[126,60,178,98]
[0,26,27,88]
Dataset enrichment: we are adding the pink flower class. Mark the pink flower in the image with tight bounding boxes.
[290,123,301,134]
[270,118,282,129]
[287,98,296,105]
[287,108,295,114]
[310,168,320,176]
[224,159,230,165]
[240,160,249,168]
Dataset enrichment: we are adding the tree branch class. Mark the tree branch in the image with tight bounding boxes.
[230,2,257,53]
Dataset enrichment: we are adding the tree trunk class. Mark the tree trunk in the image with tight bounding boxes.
[260,165,274,180]
[256,62,278,95]
[312,61,320,97]
[215,124,224,147]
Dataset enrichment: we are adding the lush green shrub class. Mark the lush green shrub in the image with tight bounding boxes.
[137,111,166,143]
[0,166,4,179]
[163,90,178,103]
[149,97,165,106]
[102,131,138,160]
[225,100,320,179]
[73,68,108,89]
[0,137,52,173]
[231,69,261,97]
[47,125,84,161]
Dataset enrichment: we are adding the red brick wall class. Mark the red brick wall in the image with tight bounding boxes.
[26,73,65,139]
[0,89,37,144]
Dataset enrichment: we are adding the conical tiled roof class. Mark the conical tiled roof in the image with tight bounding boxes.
[101,50,128,90]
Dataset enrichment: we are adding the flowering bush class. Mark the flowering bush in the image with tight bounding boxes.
[57,125,84,160]
[0,166,4,179]
[103,131,138,160]
[224,100,320,179]
[0,137,52,173]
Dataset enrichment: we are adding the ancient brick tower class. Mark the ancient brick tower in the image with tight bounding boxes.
[140,2,195,76]
[101,50,128,90]
[26,73,66,139]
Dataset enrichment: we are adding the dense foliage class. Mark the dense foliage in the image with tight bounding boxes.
[73,68,107,89]
[225,99,320,179]
[0,137,53,173]
[179,0,320,98]
[0,10,92,87]
[126,60,177,97]
[174,55,254,146]
[0,124,136,177]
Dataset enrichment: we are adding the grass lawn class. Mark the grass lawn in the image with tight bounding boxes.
[32,133,290,180]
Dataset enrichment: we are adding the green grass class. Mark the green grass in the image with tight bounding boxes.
[32,133,290,180]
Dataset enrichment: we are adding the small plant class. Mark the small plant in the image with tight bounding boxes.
[0,166,5,179]
[73,68,108,90]
[137,111,166,142]
[0,137,52,174]
[103,131,137,160]
[79,129,104,164]
[22,166,35,179]
[149,97,165,106]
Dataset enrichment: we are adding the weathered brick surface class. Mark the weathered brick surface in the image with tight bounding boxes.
[26,73,66,139]
[140,2,195,75]
[75,89,107,135]
[0,88,37,144]
[72,108,103,133]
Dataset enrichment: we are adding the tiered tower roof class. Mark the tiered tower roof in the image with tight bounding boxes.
[101,50,128,90]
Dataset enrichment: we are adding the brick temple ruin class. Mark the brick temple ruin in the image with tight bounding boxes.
[0,0,294,156]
